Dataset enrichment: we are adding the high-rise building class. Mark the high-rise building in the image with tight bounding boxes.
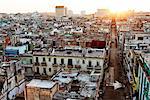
[55,6,66,17]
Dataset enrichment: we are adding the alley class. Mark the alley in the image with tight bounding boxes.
[103,40,125,100]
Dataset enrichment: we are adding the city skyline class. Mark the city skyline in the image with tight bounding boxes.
[0,0,150,14]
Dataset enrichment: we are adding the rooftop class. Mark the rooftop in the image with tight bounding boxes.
[53,72,79,84]
[53,71,100,99]
[51,48,105,58]
[27,79,57,89]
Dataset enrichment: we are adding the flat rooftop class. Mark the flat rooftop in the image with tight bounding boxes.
[27,79,57,89]
[53,71,99,99]
[51,48,106,58]
[53,72,79,84]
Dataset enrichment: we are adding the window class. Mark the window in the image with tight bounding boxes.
[97,62,99,66]
[89,61,92,67]
[49,68,51,72]
[36,57,38,62]
[131,59,134,63]
[18,69,21,75]
[82,60,85,64]
[49,58,51,62]
[25,68,27,72]
[77,42,79,46]
[30,59,32,64]
[37,67,39,73]
[138,37,143,40]
[43,68,46,75]
[52,41,56,46]
[43,57,45,62]
[132,35,135,39]
[68,59,73,66]
[54,58,57,64]
[61,58,64,64]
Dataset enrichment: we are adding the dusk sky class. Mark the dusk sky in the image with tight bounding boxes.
[0,0,150,14]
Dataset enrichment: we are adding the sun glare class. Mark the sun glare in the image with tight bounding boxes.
[106,0,130,13]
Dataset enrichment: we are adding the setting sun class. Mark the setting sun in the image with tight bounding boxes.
[105,0,131,13]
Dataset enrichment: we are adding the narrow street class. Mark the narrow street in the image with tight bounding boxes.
[102,18,131,100]
[103,41,125,100]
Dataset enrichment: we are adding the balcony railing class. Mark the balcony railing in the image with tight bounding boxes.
[34,72,41,78]
[41,62,47,66]
[60,64,65,67]
[34,62,40,66]
[87,65,93,69]
[94,66,101,70]
[68,65,73,69]
[53,64,58,67]
[40,74,49,80]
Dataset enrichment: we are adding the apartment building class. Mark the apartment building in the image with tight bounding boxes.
[32,47,106,80]
[124,49,150,100]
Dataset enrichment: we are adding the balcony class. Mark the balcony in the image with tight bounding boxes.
[87,65,93,70]
[68,65,73,69]
[94,66,101,70]
[41,62,47,66]
[75,65,81,69]
[34,62,40,66]
[60,64,65,67]
[53,64,58,67]
[34,72,41,79]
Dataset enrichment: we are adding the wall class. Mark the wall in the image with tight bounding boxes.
[25,83,58,100]
[33,55,104,76]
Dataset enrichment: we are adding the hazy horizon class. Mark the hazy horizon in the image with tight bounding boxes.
[0,0,150,14]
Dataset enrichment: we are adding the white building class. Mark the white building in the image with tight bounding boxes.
[124,32,150,51]
[32,47,106,80]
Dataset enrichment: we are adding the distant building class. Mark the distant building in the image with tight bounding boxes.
[55,6,67,17]
[95,9,110,17]
[81,10,86,16]
[24,79,58,100]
